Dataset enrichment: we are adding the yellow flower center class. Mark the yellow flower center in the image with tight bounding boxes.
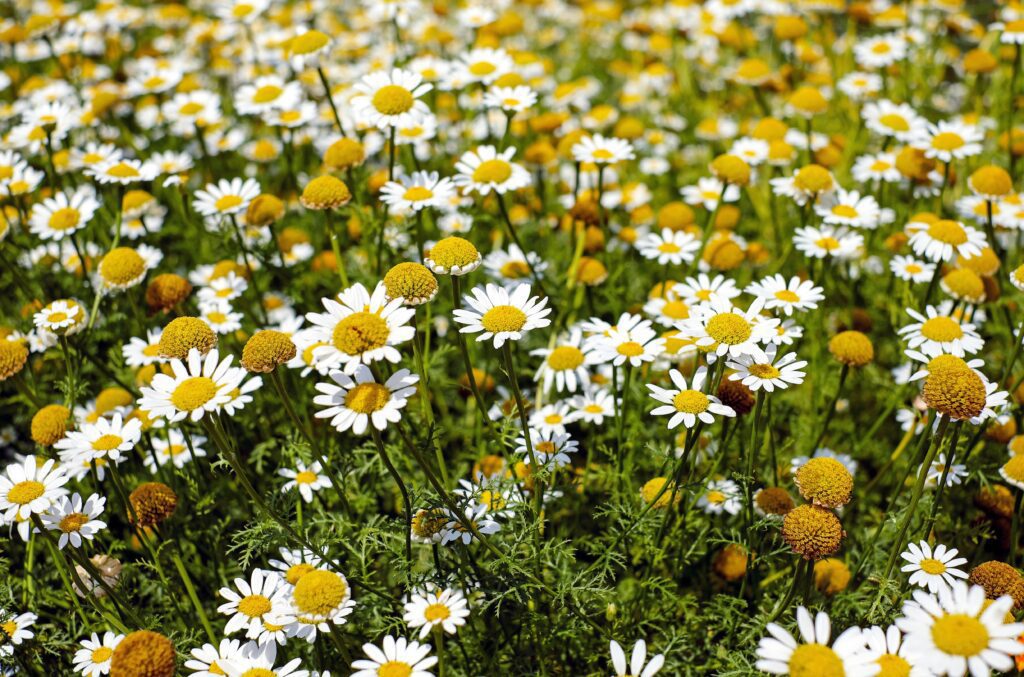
[214,195,244,212]
[706,312,752,345]
[878,114,909,131]
[815,236,840,251]
[920,316,963,342]
[91,646,113,663]
[931,132,965,152]
[469,61,496,76]
[424,602,451,621]
[378,662,413,677]
[748,363,781,379]
[919,558,947,575]
[251,85,283,104]
[92,434,124,451]
[547,346,584,371]
[285,562,315,585]
[295,470,318,484]
[332,312,390,356]
[170,376,219,411]
[344,383,392,414]
[241,670,275,677]
[179,102,203,115]
[616,341,644,357]
[48,207,81,231]
[930,613,989,657]
[658,242,682,254]
[706,490,726,504]
[473,159,513,184]
[237,594,272,618]
[291,30,328,54]
[372,85,414,115]
[59,512,89,533]
[481,305,527,333]
[8,480,45,505]
[787,643,845,677]
[774,290,801,303]
[292,569,347,616]
[105,162,139,178]
[831,204,858,218]
[926,220,967,245]
[429,237,480,270]
[592,148,614,161]
[499,260,530,279]
[403,186,434,201]
[660,300,689,319]
[673,389,709,414]
[876,653,911,677]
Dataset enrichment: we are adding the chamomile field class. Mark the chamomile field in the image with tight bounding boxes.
[5,0,1024,675]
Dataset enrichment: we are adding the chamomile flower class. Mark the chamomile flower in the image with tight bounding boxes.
[896,581,1024,676]
[185,637,245,677]
[483,85,537,113]
[138,348,246,423]
[515,429,578,468]
[483,245,548,286]
[403,588,470,640]
[727,346,808,392]
[680,177,740,210]
[698,479,742,515]
[222,641,305,677]
[380,171,456,212]
[351,68,432,129]
[34,299,87,336]
[440,504,501,546]
[0,456,69,522]
[572,134,635,164]
[453,283,551,349]
[285,568,355,642]
[647,367,735,429]
[862,99,925,142]
[234,76,302,115]
[815,190,882,229]
[54,413,142,464]
[147,430,207,471]
[351,635,437,677]
[305,282,416,374]
[677,295,778,361]
[745,275,824,316]
[73,631,123,677]
[756,607,876,676]
[28,188,100,241]
[589,322,666,368]
[890,255,935,283]
[570,388,617,425]
[86,159,158,185]
[279,461,330,504]
[313,365,418,435]
[636,228,700,265]
[0,611,36,657]
[40,493,106,549]
[907,219,986,262]
[193,178,261,219]
[914,120,984,163]
[217,569,291,640]
[899,306,983,357]
[793,225,864,260]
[531,329,594,394]
[453,145,531,196]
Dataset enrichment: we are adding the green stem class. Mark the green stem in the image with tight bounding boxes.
[371,427,413,572]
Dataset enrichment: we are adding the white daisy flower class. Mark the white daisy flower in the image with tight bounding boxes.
[676,295,779,362]
[756,606,876,676]
[647,366,735,429]
[217,569,292,640]
[403,587,471,640]
[907,218,986,263]
[351,635,437,677]
[530,329,595,394]
[138,348,247,423]
[898,306,983,358]
[279,461,330,504]
[380,171,457,212]
[73,631,123,677]
[28,188,100,241]
[40,492,106,549]
[727,345,808,392]
[453,145,531,196]
[636,228,700,265]
[745,274,825,316]
[452,283,551,349]
[896,581,1024,676]
[0,456,69,522]
[313,365,419,435]
[306,282,416,374]
[351,68,432,130]
[697,479,742,515]
[193,178,261,218]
